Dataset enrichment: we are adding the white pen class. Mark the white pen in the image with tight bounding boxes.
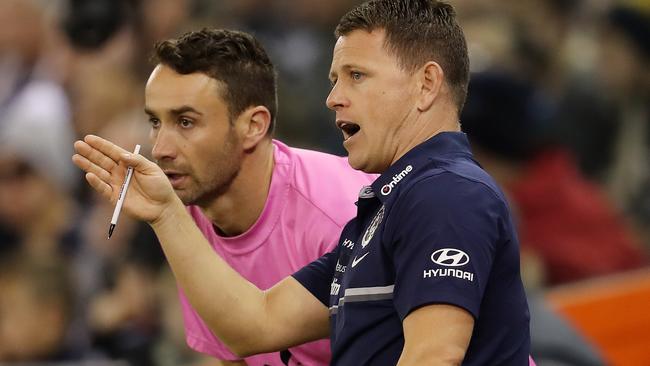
[108,144,141,239]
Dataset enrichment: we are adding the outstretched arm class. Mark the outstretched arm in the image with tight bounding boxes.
[73,135,330,356]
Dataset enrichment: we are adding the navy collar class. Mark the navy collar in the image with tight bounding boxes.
[370,132,473,203]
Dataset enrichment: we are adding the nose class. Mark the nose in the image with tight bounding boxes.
[326,83,349,111]
[151,125,177,162]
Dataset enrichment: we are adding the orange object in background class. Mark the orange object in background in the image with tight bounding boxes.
[546,268,650,366]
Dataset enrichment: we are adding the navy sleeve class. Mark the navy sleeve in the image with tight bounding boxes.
[386,172,506,320]
[292,245,340,306]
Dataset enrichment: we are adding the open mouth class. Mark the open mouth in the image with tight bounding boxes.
[163,171,187,188]
[337,121,361,141]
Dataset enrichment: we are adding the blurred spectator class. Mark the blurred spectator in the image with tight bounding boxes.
[151,267,214,366]
[67,66,143,138]
[133,0,194,78]
[501,0,584,94]
[595,6,650,247]
[0,1,80,258]
[0,255,77,362]
[217,0,362,154]
[68,111,163,364]
[88,259,161,366]
[0,0,78,192]
[544,4,650,252]
[0,149,79,260]
[76,185,164,365]
[461,71,647,286]
[0,96,81,260]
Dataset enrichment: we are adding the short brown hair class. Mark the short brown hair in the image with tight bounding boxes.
[153,29,278,134]
[335,0,469,111]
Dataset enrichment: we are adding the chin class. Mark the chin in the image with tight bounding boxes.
[176,193,193,206]
[346,155,362,171]
[347,155,373,173]
[174,188,198,206]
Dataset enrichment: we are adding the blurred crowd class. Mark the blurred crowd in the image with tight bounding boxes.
[0,0,647,364]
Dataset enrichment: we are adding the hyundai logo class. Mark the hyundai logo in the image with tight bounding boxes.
[431,248,470,267]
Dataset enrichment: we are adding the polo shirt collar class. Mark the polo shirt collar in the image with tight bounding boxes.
[370,132,472,203]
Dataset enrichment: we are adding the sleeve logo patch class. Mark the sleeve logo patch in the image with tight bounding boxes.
[426,248,474,281]
[430,248,470,267]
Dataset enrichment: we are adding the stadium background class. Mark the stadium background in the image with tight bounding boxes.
[0,0,648,364]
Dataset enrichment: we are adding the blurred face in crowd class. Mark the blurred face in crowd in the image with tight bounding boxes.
[145,65,243,206]
[0,0,43,57]
[599,28,647,96]
[0,157,50,228]
[327,29,420,173]
[0,275,66,361]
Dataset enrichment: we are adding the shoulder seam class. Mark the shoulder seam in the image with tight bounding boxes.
[405,168,505,207]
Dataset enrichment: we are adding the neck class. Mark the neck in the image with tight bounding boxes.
[200,138,275,237]
[392,103,460,166]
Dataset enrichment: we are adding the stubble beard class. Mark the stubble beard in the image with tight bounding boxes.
[178,130,243,207]
[189,160,241,207]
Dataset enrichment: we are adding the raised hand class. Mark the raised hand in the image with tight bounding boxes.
[72,135,180,224]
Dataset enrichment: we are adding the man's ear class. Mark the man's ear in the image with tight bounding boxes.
[416,61,444,112]
[237,106,271,150]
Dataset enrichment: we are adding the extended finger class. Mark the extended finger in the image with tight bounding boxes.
[85,172,114,201]
[84,135,132,165]
[74,140,119,173]
[72,153,114,183]
[119,148,161,175]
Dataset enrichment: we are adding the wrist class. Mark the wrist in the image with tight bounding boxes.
[149,195,186,230]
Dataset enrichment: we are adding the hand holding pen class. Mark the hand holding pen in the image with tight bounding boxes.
[72,135,180,228]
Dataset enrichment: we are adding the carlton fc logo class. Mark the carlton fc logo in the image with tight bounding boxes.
[430,248,470,267]
[361,206,385,248]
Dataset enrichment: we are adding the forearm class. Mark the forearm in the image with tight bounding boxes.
[150,198,273,355]
[398,304,472,366]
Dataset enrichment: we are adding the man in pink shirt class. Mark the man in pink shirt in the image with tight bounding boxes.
[144,29,373,365]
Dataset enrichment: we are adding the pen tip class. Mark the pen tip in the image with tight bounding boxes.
[108,224,115,239]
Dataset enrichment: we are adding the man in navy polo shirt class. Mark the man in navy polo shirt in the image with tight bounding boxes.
[292,1,530,363]
[294,131,531,364]
[72,0,531,365]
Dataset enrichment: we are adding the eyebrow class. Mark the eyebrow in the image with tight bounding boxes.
[144,105,203,116]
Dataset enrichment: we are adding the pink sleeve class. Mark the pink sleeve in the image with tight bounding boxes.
[529,355,536,366]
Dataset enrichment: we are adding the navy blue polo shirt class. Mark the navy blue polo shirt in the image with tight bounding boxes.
[293,132,530,365]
